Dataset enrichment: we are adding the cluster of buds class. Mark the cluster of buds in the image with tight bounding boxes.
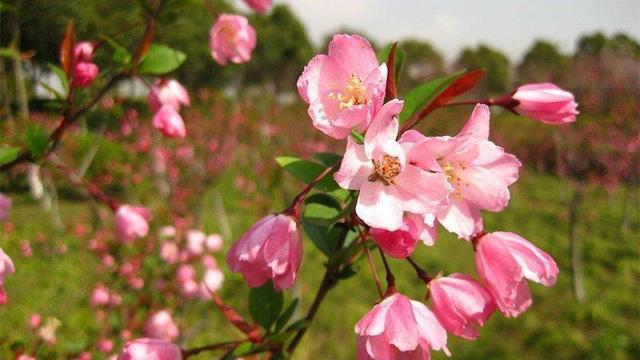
[225,34,575,358]
[72,41,99,87]
[148,79,191,139]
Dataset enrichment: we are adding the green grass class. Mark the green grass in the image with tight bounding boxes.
[1,170,638,359]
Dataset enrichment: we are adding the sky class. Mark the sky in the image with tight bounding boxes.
[266,0,640,62]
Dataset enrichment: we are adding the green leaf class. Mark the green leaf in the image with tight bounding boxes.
[138,44,186,75]
[312,152,342,167]
[0,147,20,166]
[49,64,69,94]
[327,240,366,268]
[249,281,284,330]
[398,70,466,123]
[377,43,406,82]
[274,298,299,333]
[26,125,49,158]
[303,193,342,226]
[101,35,132,65]
[284,319,308,332]
[0,47,18,59]
[227,343,255,358]
[275,156,338,192]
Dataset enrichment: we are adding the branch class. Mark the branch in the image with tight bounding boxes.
[182,340,244,359]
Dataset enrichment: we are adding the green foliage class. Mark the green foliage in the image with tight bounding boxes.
[456,44,510,95]
[397,38,445,92]
[25,124,49,159]
[518,40,568,83]
[138,44,186,75]
[398,70,466,123]
[249,281,284,330]
[0,146,20,166]
[275,156,338,192]
[377,42,406,84]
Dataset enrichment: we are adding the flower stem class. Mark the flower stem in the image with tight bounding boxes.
[406,256,433,284]
[182,340,243,359]
[378,248,396,296]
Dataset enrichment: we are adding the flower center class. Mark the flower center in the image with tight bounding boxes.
[368,155,401,186]
[328,74,367,109]
[438,159,468,200]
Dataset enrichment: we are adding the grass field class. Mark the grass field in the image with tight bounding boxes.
[1,167,638,359]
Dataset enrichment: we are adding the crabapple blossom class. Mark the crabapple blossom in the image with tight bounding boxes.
[160,241,179,264]
[91,284,112,307]
[369,213,436,259]
[227,213,302,291]
[29,313,42,330]
[144,310,180,341]
[0,247,15,285]
[114,205,151,243]
[186,230,206,256]
[73,41,95,62]
[0,192,11,221]
[206,233,223,252]
[297,34,387,139]
[98,339,115,353]
[429,273,495,339]
[153,105,186,139]
[512,83,579,124]
[148,79,190,112]
[209,14,257,65]
[475,231,559,317]
[334,100,450,231]
[118,338,182,360]
[404,104,521,240]
[244,0,272,13]
[355,293,450,359]
[72,62,99,87]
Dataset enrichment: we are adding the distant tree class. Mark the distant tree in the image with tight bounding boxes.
[575,32,608,57]
[397,38,445,93]
[517,40,568,83]
[455,44,510,95]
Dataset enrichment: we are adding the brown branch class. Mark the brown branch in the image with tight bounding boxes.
[182,340,244,359]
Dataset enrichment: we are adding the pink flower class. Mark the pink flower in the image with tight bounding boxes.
[114,205,151,243]
[244,0,272,13]
[160,241,179,264]
[17,355,36,360]
[369,213,435,259]
[73,62,99,87]
[429,273,495,340]
[226,213,302,291]
[334,100,450,231]
[0,287,7,305]
[297,34,387,139]
[206,234,223,252]
[405,104,521,239]
[0,192,11,222]
[73,41,96,63]
[201,268,224,295]
[91,284,112,307]
[118,338,182,360]
[148,79,190,112]
[512,83,578,124]
[186,230,206,256]
[153,105,186,139]
[29,313,42,330]
[98,339,115,353]
[209,14,257,65]
[355,293,450,359]
[0,247,15,286]
[144,310,179,341]
[475,231,559,317]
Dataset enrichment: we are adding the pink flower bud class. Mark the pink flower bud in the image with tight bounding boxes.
[355,293,450,359]
[160,241,179,264]
[29,313,42,330]
[201,255,218,270]
[202,268,224,293]
[0,192,11,222]
[98,339,114,353]
[0,247,15,286]
[91,284,112,307]
[148,79,190,112]
[118,338,182,360]
[370,214,423,259]
[205,234,223,252]
[209,14,257,65]
[475,231,559,317]
[186,230,206,256]
[73,62,99,87]
[243,0,272,13]
[429,273,495,340]
[512,83,579,124]
[73,41,96,63]
[227,213,302,291]
[144,310,179,341]
[153,105,186,139]
[114,205,151,243]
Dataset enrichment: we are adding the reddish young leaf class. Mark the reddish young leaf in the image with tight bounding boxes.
[59,20,75,76]
[384,42,398,101]
[433,69,485,107]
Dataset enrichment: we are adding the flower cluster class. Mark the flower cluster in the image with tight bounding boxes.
[148,79,191,139]
[226,34,573,359]
[72,41,99,87]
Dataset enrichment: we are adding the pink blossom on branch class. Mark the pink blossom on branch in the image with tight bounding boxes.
[72,62,99,87]
[369,213,436,259]
[475,231,559,317]
[512,83,579,124]
[244,0,272,13]
[334,100,450,231]
[226,213,302,291]
[297,34,387,139]
[153,105,186,139]
[209,14,257,65]
[355,293,450,359]
[118,338,182,360]
[73,41,96,62]
[148,79,190,113]
[404,104,521,240]
[114,205,151,243]
[429,273,495,340]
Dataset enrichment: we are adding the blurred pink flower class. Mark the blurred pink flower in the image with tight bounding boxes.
[119,338,182,360]
[73,41,95,62]
[160,241,179,264]
[148,79,190,112]
[0,247,15,286]
[227,213,302,291]
[73,62,99,87]
[334,100,450,231]
[0,192,11,221]
[297,34,387,139]
[475,231,558,317]
[29,313,42,330]
[144,310,179,341]
[206,234,223,252]
[429,273,495,339]
[355,293,450,359]
[209,14,257,65]
[91,284,112,307]
[244,0,272,13]
[513,83,579,124]
[186,230,206,256]
[153,105,186,139]
[98,339,114,353]
[114,205,151,243]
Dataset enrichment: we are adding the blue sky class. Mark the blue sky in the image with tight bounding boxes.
[266,0,640,62]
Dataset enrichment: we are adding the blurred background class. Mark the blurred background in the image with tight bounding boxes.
[0,0,638,359]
